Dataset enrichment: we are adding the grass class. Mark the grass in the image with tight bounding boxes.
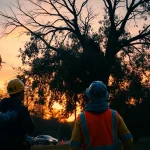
[31,144,69,150]
[31,139,150,150]
[132,138,150,150]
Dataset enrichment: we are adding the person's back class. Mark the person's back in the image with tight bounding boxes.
[69,81,133,150]
[81,109,118,149]
[0,97,34,149]
[0,78,35,150]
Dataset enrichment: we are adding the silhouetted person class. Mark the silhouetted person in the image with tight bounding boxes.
[70,81,133,150]
[0,78,35,150]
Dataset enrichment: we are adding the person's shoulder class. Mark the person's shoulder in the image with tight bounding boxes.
[19,104,29,112]
[110,109,118,113]
[0,98,10,104]
[110,109,121,117]
[18,102,27,109]
[0,97,9,101]
[13,101,28,113]
[0,98,10,111]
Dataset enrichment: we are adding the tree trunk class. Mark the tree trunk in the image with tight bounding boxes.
[103,54,116,85]
[74,94,77,120]
[103,29,119,85]
[80,36,118,86]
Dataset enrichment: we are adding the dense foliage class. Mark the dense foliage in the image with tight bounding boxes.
[0,0,149,118]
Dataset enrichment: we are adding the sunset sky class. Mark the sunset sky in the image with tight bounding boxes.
[0,0,145,87]
[0,0,149,120]
[0,0,102,88]
[0,0,102,121]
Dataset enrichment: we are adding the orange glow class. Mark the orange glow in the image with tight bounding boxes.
[0,0,149,123]
[0,81,77,122]
[126,97,137,106]
[52,102,62,109]
[0,28,29,83]
[66,115,75,122]
[66,103,82,122]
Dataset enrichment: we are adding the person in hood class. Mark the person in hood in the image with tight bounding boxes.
[69,81,133,150]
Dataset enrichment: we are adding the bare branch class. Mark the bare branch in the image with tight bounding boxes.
[118,0,149,36]
[139,25,150,35]
[0,10,60,52]
[27,0,58,16]
[0,0,91,53]
[122,47,135,68]
[49,31,56,44]
[113,0,120,12]
[104,0,116,32]
[61,31,71,44]
[119,31,150,49]
[103,0,109,8]
[77,0,88,16]
[116,11,143,27]
[62,0,73,13]
[127,31,150,44]
[27,0,75,32]
[131,45,143,54]
[16,0,75,40]
[72,0,76,6]
[126,0,129,10]
[49,1,75,29]
[127,42,150,49]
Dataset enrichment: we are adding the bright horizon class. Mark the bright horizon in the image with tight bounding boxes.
[0,0,102,123]
[0,0,102,86]
[0,0,149,121]
[0,0,144,87]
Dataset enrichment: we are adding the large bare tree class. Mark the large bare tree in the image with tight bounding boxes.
[0,0,150,118]
[0,0,149,84]
[0,0,150,84]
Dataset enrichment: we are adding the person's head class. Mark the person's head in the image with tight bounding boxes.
[7,78,25,101]
[85,81,109,102]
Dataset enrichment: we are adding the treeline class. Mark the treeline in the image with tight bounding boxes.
[0,0,150,143]
[31,116,74,141]
[122,94,150,142]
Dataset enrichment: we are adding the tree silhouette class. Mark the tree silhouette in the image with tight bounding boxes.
[0,0,150,117]
[0,0,149,83]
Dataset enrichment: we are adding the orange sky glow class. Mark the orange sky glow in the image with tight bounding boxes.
[0,0,103,122]
[0,0,149,122]
[0,0,143,87]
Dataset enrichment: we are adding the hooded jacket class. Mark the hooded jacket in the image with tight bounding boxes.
[69,100,133,150]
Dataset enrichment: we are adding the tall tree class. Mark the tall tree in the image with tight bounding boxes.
[0,0,150,116]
